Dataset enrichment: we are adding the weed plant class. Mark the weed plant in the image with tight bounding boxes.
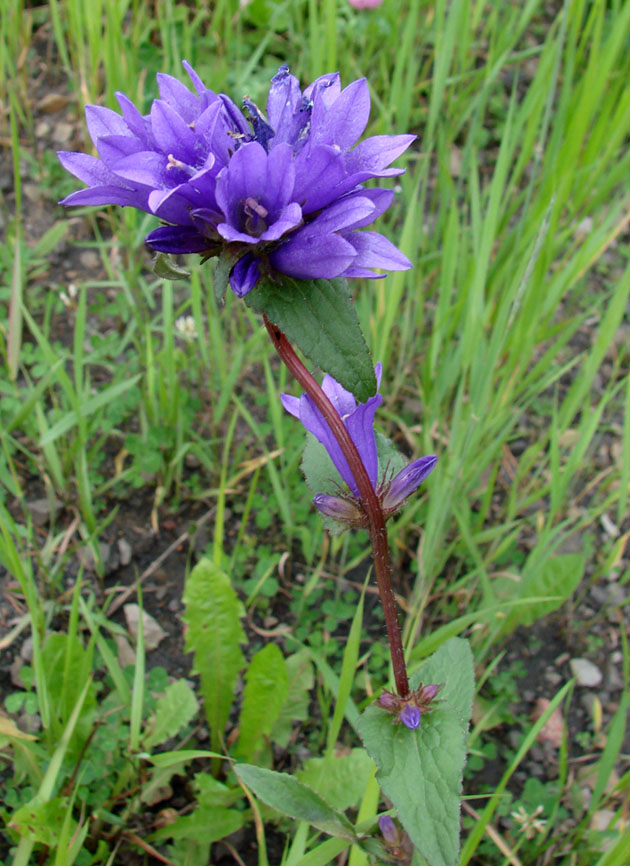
[0,1,629,864]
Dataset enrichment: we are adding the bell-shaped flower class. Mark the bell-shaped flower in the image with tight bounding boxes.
[281,365,436,523]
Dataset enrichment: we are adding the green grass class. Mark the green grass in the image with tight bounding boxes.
[0,0,628,863]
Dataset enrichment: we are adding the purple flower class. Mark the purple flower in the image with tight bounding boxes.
[378,816,399,847]
[58,64,415,297]
[376,683,443,730]
[281,366,436,523]
[399,704,421,730]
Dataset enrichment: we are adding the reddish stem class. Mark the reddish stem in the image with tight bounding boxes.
[263,315,409,696]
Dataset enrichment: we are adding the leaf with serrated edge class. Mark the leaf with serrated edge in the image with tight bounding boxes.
[245,276,376,402]
[234,764,358,842]
[358,639,474,866]
[358,705,466,866]
[143,680,198,750]
[183,559,245,750]
[410,637,474,726]
[236,643,289,761]
[271,649,314,748]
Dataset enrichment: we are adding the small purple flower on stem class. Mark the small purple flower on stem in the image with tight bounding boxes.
[377,682,443,729]
[378,815,399,847]
[281,365,436,525]
[58,64,415,297]
[378,815,413,863]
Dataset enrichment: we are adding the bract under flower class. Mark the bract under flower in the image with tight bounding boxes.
[58,63,415,296]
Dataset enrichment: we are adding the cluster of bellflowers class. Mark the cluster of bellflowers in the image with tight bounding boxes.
[377,682,443,730]
[281,364,437,528]
[58,63,415,297]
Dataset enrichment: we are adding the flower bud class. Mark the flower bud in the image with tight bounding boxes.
[377,690,399,710]
[422,683,441,701]
[313,494,363,525]
[378,815,399,846]
[381,455,437,514]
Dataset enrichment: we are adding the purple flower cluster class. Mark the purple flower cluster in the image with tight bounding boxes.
[281,364,436,525]
[58,64,414,297]
[377,682,442,730]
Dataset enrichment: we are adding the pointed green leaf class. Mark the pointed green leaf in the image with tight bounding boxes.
[270,648,314,748]
[234,764,358,842]
[143,680,198,750]
[152,253,191,281]
[410,637,475,725]
[212,247,247,302]
[245,276,376,401]
[499,553,585,635]
[183,559,245,749]
[358,639,474,866]
[236,643,289,761]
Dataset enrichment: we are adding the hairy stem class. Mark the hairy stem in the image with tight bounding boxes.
[263,315,409,696]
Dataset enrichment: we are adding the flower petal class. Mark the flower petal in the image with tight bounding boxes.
[341,230,412,271]
[313,494,363,524]
[145,225,212,254]
[381,455,437,512]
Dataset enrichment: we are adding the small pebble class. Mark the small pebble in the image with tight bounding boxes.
[118,538,132,566]
[570,658,603,687]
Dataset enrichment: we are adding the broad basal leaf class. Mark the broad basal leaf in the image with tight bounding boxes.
[246,276,376,402]
[234,764,358,842]
[236,643,289,761]
[183,559,245,749]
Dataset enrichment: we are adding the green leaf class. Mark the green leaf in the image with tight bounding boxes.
[143,680,198,750]
[183,559,245,749]
[236,643,289,761]
[410,637,475,725]
[9,797,75,846]
[234,764,358,842]
[270,648,314,748]
[151,804,244,843]
[245,276,376,402]
[358,706,465,866]
[499,553,585,635]
[212,246,247,302]
[358,639,474,866]
[152,253,191,281]
[297,749,374,811]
